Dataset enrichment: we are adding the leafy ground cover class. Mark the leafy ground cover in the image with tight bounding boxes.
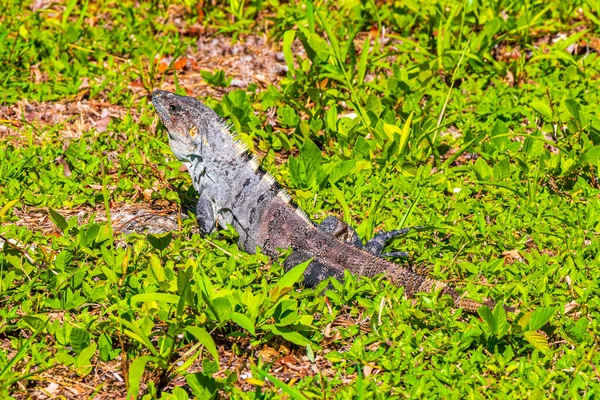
[1,0,600,398]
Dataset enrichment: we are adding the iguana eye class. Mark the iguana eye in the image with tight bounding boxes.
[189,126,198,138]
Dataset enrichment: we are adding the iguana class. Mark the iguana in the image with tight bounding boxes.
[152,90,508,313]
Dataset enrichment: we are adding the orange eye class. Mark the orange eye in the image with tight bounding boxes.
[189,126,198,138]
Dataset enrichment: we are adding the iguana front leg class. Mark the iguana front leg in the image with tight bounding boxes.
[196,191,217,235]
[319,216,410,258]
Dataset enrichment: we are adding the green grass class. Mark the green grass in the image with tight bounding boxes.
[1,0,600,398]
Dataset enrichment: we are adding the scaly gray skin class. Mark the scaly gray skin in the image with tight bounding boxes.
[152,90,506,314]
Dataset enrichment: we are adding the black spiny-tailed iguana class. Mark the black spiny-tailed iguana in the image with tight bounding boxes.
[152,90,509,314]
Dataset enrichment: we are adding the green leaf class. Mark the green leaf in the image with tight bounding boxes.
[282,30,296,76]
[70,327,91,354]
[130,293,181,306]
[254,365,308,400]
[0,199,18,218]
[147,232,173,251]
[277,258,312,290]
[493,302,510,338]
[261,324,319,349]
[472,157,492,180]
[148,253,166,282]
[48,208,68,232]
[524,331,550,352]
[186,372,218,399]
[478,306,497,335]
[328,160,356,184]
[581,146,600,164]
[54,250,73,270]
[127,356,165,398]
[329,181,351,223]
[117,318,159,357]
[565,99,581,124]
[80,224,99,247]
[530,99,553,121]
[357,35,370,86]
[528,307,555,331]
[185,326,220,368]
[228,312,256,335]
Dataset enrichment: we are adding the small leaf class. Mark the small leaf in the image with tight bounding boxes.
[54,250,73,270]
[130,293,180,306]
[528,307,555,331]
[147,232,173,251]
[48,208,68,231]
[282,30,296,76]
[186,372,218,399]
[0,199,18,218]
[524,331,550,352]
[277,258,312,290]
[261,324,320,349]
[228,312,256,335]
[70,327,91,354]
[127,356,165,398]
[185,326,220,368]
[478,306,497,335]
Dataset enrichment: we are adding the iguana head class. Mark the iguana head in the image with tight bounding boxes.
[152,90,222,163]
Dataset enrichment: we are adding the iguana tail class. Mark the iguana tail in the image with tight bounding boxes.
[388,266,513,314]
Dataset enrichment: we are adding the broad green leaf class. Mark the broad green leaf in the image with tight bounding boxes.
[262,324,320,349]
[70,327,91,354]
[528,307,555,331]
[478,306,497,335]
[581,146,600,164]
[254,365,308,400]
[48,208,68,231]
[328,160,355,185]
[186,372,218,399]
[282,30,296,76]
[565,99,581,124]
[524,331,550,352]
[127,356,165,398]
[147,232,173,251]
[185,326,220,368]
[383,122,401,142]
[493,303,510,338]
[277,258,312,290]
[149,253,166,282]
[130,293,180,306]
[80,224,99,247]
[54,250,73,270]
[530,99,553,121]
[228,312,256,335]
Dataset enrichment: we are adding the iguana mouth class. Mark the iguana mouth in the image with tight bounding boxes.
[151,90,173,128]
